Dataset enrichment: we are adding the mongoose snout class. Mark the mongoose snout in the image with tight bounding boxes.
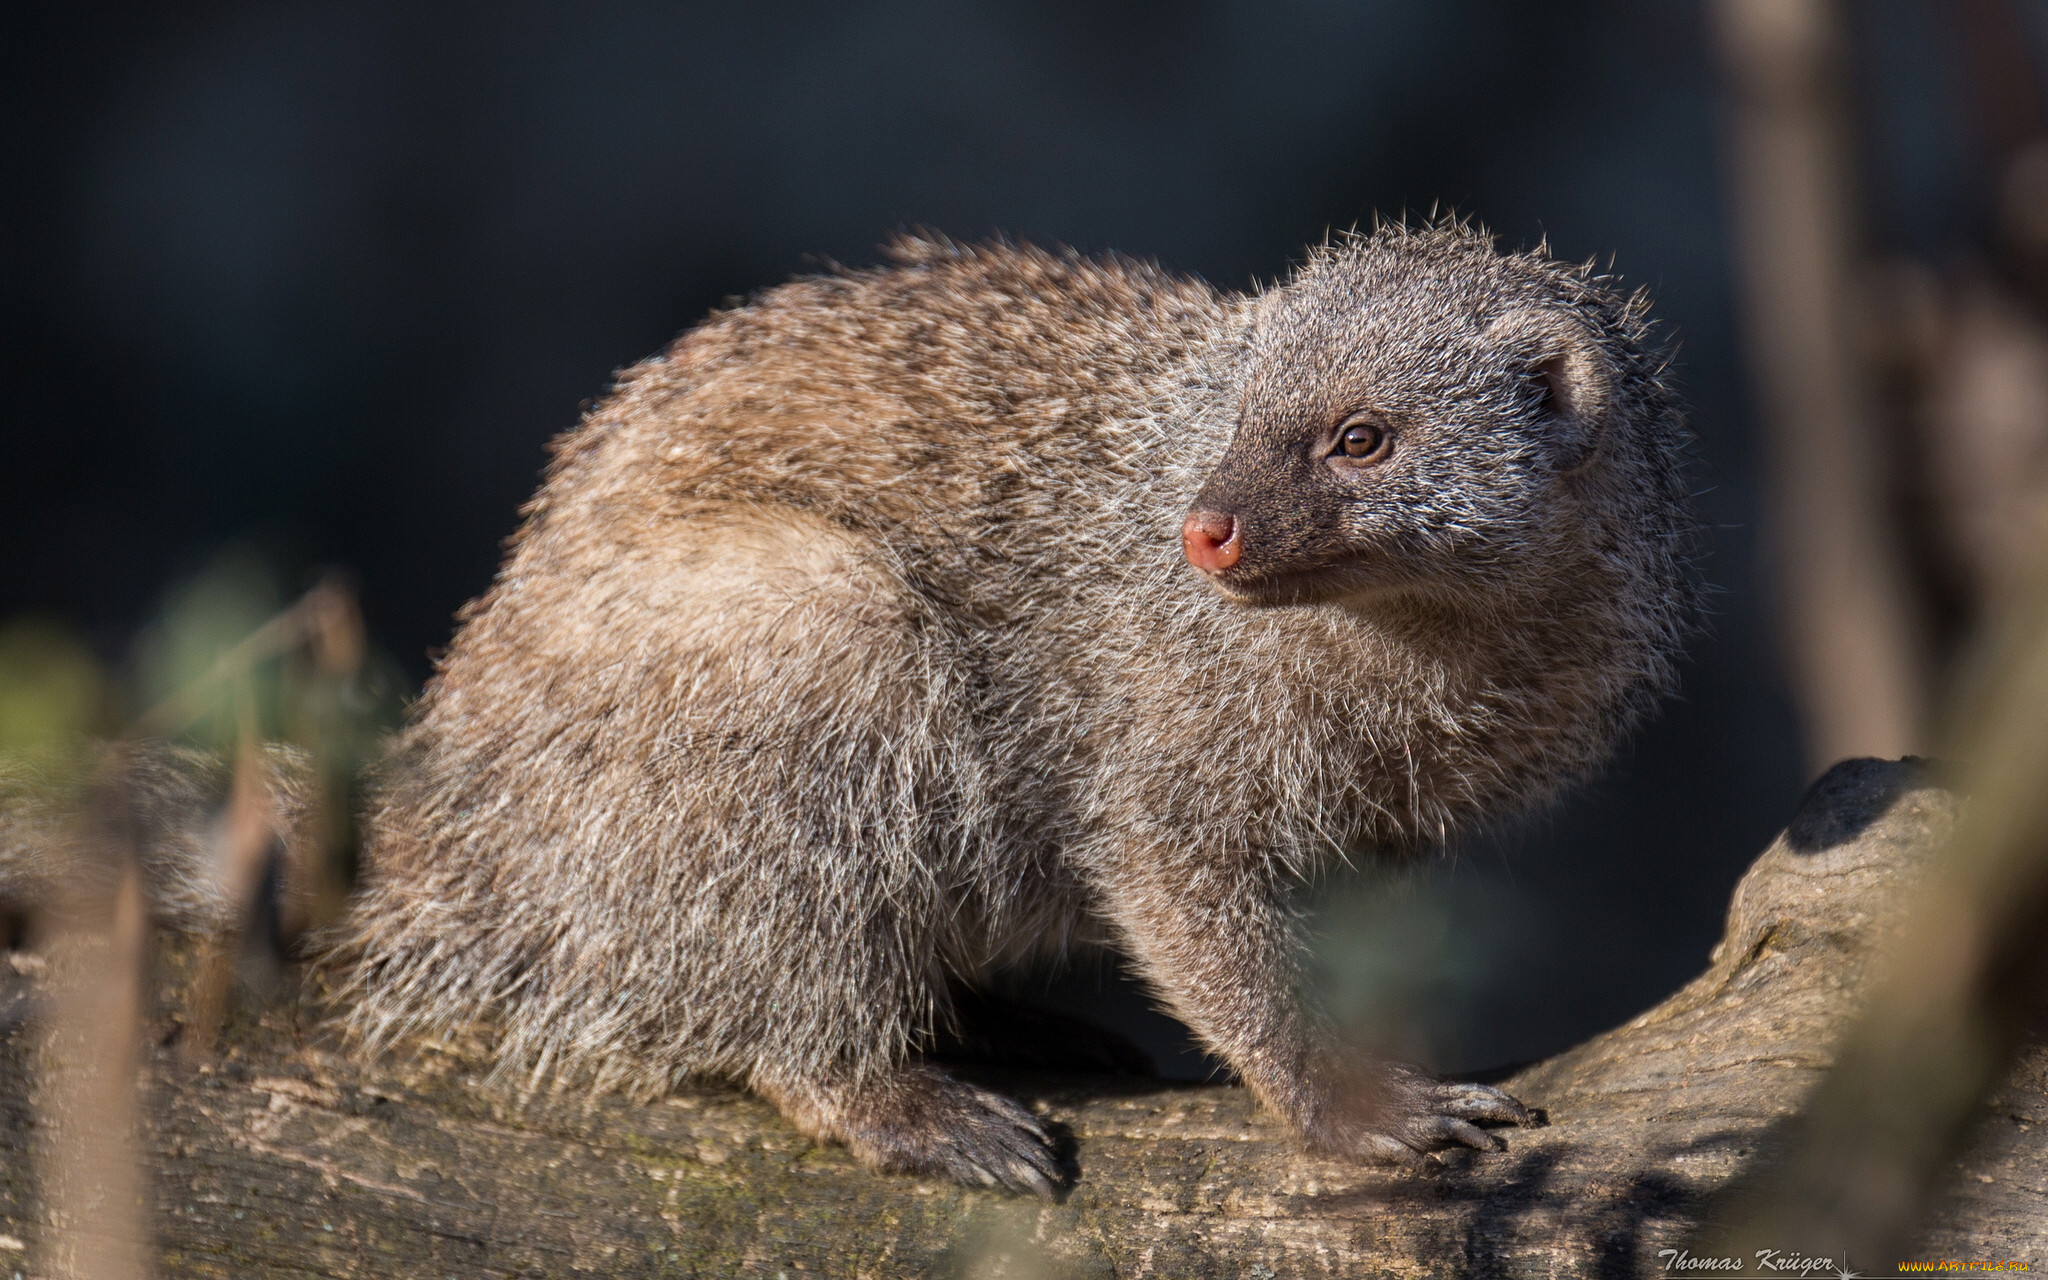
[325,222,1700,1198]
[1181,510,1241,572]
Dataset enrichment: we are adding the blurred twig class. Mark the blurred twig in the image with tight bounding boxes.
[179,742,276,1062]
[1713,0,1931,772]
[34,830,150,1280]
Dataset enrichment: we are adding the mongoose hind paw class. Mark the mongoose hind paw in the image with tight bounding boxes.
[861,1075,1074,1198]
[769,1064,1074,1198]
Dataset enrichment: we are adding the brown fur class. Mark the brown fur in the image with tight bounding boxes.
[317,223,1688,1193]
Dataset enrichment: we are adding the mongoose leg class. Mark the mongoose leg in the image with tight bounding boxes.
[754,1061,1071,1197]
[1101,852,1537,1168]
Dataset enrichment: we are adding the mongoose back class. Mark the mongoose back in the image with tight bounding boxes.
[328,223,1698,1194]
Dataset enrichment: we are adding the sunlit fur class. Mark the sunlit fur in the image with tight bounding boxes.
[319,221,1699,1190]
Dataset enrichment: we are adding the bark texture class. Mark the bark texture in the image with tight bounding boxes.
[0,758,2042,1278]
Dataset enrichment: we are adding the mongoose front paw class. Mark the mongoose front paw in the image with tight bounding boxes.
[1306,1072,1544,1170]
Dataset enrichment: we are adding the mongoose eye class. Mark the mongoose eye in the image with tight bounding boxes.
[1334,416,1392,462]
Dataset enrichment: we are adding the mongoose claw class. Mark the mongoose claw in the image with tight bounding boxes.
[1428,1080,1544,1128]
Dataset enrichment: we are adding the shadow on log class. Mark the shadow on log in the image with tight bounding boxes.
[1,758,2042,1277]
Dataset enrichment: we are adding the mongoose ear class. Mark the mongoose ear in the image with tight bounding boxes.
[1486,310,1613,474]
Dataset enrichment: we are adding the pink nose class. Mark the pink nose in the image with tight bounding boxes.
[1182,511,1241,572]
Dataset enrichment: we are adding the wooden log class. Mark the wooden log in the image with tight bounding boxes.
[0,758,2041,1277]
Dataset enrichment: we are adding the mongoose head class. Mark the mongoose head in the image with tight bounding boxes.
[1183,224,1683,611]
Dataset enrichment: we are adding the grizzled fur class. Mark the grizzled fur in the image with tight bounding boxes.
[302,222,1698,1194]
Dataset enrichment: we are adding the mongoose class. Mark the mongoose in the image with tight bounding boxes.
[310,221,1698,1195]
[0,223,1691,1195]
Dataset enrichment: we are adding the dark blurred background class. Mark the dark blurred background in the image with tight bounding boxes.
[5,0,2041,1078]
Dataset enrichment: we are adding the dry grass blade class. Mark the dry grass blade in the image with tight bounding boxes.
[178,743,277,1063]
